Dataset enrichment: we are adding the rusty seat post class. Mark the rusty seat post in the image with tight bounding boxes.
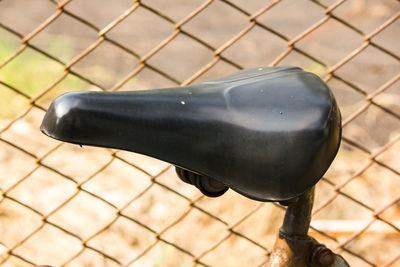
[281,187,315,237]
[267,187,349,267]
[267,187,315,266]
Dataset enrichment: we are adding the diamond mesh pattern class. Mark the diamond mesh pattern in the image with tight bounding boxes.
[0,0,399,266]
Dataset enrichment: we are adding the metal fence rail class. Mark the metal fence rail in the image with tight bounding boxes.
[0,0,399,266]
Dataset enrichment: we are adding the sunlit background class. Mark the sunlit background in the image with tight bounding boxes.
[0,0,399,266]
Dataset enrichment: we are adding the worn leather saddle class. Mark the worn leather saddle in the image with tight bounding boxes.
[41,67,341,202]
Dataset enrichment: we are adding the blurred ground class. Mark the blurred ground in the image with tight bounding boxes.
[0,0,400,266]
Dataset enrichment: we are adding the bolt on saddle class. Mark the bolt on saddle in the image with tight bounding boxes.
[40,67,341,202]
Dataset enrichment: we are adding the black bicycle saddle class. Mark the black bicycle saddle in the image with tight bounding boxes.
[41,67,341,202]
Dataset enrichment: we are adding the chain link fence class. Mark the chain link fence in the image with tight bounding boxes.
[0,0,399,266]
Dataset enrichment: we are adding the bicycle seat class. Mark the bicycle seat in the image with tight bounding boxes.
[41,67,341,202]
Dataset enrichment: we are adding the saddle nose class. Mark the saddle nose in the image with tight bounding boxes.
[41,67,341,202]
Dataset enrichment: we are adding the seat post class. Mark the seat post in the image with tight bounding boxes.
[267,187,349,267]
[266,188,315,266]
[281,187,314,236]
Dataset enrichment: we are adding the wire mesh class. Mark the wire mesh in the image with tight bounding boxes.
[0,0,399,266]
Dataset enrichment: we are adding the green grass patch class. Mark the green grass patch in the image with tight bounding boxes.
[0,34,90,119]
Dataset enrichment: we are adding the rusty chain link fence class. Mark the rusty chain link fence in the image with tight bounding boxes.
[0,0,399,266]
